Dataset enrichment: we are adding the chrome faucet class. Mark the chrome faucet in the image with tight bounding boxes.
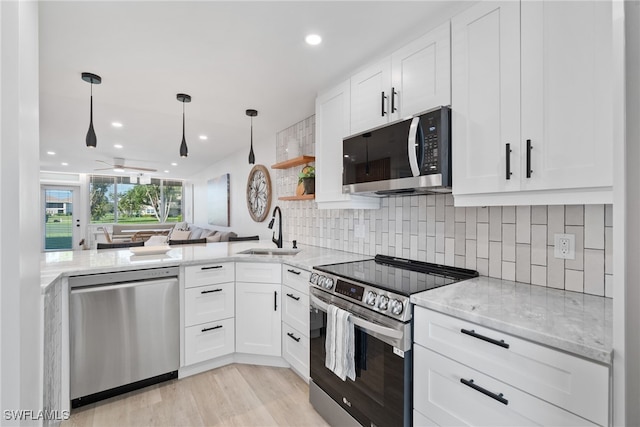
[267,206,283,248]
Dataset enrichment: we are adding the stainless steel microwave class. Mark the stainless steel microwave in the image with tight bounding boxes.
[342,106,451,196]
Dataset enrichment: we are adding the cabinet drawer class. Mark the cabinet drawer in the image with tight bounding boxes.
[236,262,281,283]
[414,345,596,427]
[282,285,309,333]
[185,282,234,326]
[184,318,234,366]
[282,264,310,295]
[184,262,234,288]
[282,324,309,380]
[414,307,608,426]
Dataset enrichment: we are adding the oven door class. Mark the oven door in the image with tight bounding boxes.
[309,289,412,427]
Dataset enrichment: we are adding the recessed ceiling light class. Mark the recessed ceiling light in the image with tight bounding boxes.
[112,122,123,128]
[164,170,170,173]
[113,144,123,149]
[171,162,177,166]
[61,162,69,166]
[199,135,208,140]
[47,151,56,155]
[305,34,322,45]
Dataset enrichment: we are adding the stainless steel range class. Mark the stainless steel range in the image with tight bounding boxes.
[308,254,477,427]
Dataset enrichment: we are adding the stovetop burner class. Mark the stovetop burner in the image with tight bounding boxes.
[314,254,478,296]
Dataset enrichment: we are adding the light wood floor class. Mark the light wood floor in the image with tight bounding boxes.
[62,364,330,427]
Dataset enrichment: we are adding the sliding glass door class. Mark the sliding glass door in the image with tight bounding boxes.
[42,186,79,251]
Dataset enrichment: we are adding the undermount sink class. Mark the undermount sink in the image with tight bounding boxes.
[237,248,301,256]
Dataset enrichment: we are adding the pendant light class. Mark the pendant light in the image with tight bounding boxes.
[81,72,101,148]
[177,93,191,158]
[246,109,258,164]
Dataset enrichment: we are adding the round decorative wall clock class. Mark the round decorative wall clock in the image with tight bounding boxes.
[246,164,272,222]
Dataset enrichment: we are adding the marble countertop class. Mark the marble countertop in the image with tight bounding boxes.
[41,241,371,290]
[410,276,613,365]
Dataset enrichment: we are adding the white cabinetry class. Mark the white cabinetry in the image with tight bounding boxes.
[452,0,613,206]
[390,21,451,121]
[184,263,235,366]
[315,80,380,209]
[235,263,282,356]
[281,264,311,380]
[350,22,451,135]
[350,58,392,134]
[413,307,609,426]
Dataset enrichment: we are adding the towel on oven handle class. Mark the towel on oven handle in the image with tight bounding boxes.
[325,304,355,381]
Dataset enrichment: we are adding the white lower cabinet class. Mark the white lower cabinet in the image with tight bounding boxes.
[414,345,596,426]
[282,324,309,380]
[281,264,311,380]
[185,318,235,366]
[185,282,234,327]
[413,306,609,426]
[235,282,281,356]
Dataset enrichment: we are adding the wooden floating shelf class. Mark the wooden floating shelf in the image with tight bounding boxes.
[278,194,315,201]
[271,155,316,169]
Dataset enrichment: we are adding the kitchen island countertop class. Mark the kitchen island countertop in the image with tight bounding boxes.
[40,241,370,290]
[411,276,613,365]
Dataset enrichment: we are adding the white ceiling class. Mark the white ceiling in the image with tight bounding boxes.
[38,1,470,179]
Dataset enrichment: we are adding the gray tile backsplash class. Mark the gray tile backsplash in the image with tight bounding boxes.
[274,116,613,298]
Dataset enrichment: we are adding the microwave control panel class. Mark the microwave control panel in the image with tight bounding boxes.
[422,115,440,174]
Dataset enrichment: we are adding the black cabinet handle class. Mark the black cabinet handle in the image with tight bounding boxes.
[505,143,512,180]
[201,325,222,333]
[274,291,278,311]
[286,293,300,301]
[526,139,533,178]
[381,91,387,116]
[391,87,398,113]
[287,332,301,342]
[201,265,223,270]
[201,288,222,294]
[460,378,508,405]
[287,268,301,275]
[461,328,510,349]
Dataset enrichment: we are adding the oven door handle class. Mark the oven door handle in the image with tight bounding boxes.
[309,294,403,341]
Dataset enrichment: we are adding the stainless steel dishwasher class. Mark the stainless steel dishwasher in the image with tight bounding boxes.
[69,267,179,408]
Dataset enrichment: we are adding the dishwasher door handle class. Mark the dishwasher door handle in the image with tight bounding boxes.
[70,277,178,294]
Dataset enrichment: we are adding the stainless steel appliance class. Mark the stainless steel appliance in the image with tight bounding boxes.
[69,267,179,408]
[343,106,451,196]
[309,255,477,427]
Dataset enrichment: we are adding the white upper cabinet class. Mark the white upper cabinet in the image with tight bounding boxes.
[391,21,451,121]
[520,0,613,193]
[451,1,521,196]
[315,80,380,209]
[452,0,614,206]
[350,22,452,136]
[350,58,392,135]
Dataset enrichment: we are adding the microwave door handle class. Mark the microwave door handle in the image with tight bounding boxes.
[309,294,403,341]
[408,116,421,177]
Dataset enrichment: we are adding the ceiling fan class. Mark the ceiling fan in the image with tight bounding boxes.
[94,158,157,172]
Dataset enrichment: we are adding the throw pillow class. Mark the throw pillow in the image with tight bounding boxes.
[206,232,222,243]
[145,235,168,246]
[171,230,191,240]
[173,222,190,231]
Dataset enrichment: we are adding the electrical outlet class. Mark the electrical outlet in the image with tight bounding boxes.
[354,223,367,239]
[554,234,575,260]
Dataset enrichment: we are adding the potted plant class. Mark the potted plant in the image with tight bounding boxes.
[298,165,315,195]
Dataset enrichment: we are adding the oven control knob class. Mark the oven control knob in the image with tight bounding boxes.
[317,276,326,288]
[365,291,377,306]
[377,295,389,310]
[324,278,334,290]
[310,272,319,285]
[390,299,404,315]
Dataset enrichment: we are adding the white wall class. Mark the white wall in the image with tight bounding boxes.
[1,0,42,423]
[188,132,277,240]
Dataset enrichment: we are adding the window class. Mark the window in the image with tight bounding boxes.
[89,175,183,223]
